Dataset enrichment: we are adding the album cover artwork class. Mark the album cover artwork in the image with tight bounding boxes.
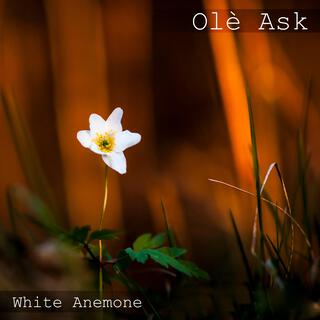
[0,0,319,319]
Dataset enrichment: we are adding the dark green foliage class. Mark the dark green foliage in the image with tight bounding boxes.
[158,246,186,258]
[126,247,149,264]
[59,227,119,247]
[125,233,209,280]
[60,225,90,244]
[178,260,211,281]
[132,232,166,251]
[88,229,120,241]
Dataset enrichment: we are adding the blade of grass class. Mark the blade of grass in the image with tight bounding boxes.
[229,210,254,299]
[218,161,295,271]
[278,214,287,259]
[265,235,288,277]
[297,132,311,241]
[296,77,313,256]
[260,163,294,272]
[160,199,176,247]
[261,190,281,250]
[209,179,313,257]
[247,93,264,261]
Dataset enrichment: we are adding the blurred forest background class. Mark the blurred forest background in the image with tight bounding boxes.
[0,0,320,283]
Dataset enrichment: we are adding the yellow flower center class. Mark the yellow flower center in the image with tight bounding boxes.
[93,132,115,153]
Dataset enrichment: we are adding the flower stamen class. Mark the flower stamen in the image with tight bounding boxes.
[93,133,115,153]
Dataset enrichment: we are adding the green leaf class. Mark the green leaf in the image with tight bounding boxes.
[61,226,90,244]
[89,229,119,241]
[133,233,166,251]
[150,233,166,248]
[158,247,186,258]
[146,249,192,275]
[127,233,209,280]
[125,246,209,280]
[178,260,210,281]
[125,248,149,264]
[72,226,90,243]
[133,233,152,251]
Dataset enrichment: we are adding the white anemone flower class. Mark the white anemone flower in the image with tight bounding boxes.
[77,107,141,174]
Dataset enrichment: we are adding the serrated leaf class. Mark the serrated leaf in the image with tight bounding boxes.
[125,248,149,263]
[178,260,210,280]
[125,246,209,280]
[89,229,119,241]
[133,233,166,251]
[133,233,152,251]
[71,226,90,243]
[145,249,192,276]
[158,247,186,258]
[60,226,90,244]
[150,233,166,248]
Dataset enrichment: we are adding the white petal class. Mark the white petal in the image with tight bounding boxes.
[89,113,106,133]
[102,152,126,174]
[89,143,106,155]
[114,130,141,152]
[105,107,123,133]
[77,130,91,148]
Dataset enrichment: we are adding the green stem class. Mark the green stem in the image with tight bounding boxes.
[99,166,109,297]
